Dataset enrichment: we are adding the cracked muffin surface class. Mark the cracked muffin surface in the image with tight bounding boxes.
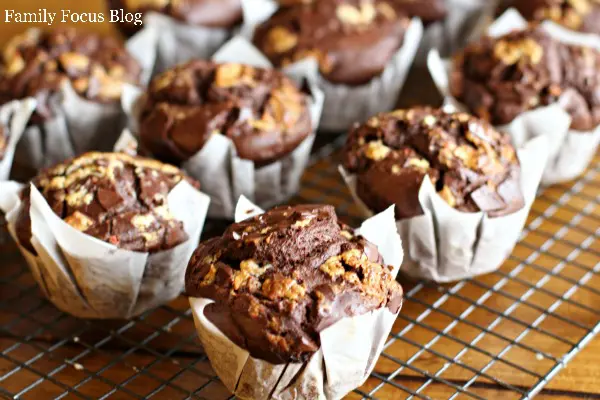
[343,107,525,219]
[497,0,600,35]
[138,60,313,165]
[0,28,142,123]
[15,152,195,254]
[252,0,410,85]
[451,26,600,131]
[185,204,403,364]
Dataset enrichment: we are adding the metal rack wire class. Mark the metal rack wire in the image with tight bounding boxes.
[1,138,599,400]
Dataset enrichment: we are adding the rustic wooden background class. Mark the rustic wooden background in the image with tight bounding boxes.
[0,1,599,399]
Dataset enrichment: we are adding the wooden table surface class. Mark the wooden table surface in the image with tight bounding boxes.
[0,2,599,399]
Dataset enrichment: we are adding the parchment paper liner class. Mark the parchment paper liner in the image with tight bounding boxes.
[415,0,494,63]
[428,9,600,185]
[241,0,423,132]
[188,196,403,400]
[122,36,325,219]
[10,28,155,178]
[126,11,234,74]
[340,122,549,283]
[0,177,210,319]
[0,99,36,181]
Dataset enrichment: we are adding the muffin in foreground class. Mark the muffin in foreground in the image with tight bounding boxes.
[108,0,243,37]
[340,107,549,282]
[451,25,600,131]
[186,202,403,399]
[497,0,600,35]
[0,151,210,319]
[343,107,525,219]
[15,152,193,254]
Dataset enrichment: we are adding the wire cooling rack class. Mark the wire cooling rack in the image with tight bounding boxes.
[1,137,599,400]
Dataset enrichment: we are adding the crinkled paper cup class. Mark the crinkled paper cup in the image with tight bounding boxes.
[428,9,600,185]
[10,28,154,179]
[415,0,494,63]
[126,12,233,74]
[0,180,210,319]
[241,0,423,132]
[122,36,325,219]
[340,133,549,283]
[0,99,36,181]
[189,196,403,400]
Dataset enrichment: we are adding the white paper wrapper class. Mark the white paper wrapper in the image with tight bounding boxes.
[189,197,403,399]
[241,0,423,131]
[0,179,210,319]
[340,131,549,283]
[428,9,600,185]
[123,36,325,219]
[10,28,155,178]
[0,99,36,181]
[415,0,495,63]
[126,12,232,75]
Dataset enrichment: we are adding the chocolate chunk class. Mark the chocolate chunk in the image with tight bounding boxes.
[252,0,410,85]
[15,152,197,255]
[108,0,243,36]
[343,107,525,219]
[0,28,142,123]
[497,0,600,35]
[139,60,313,165]
[185,204,403,364]
[451,26,600,131]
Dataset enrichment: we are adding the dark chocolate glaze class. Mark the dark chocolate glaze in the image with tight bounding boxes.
[185,204,403,364]
[138,60,313,166]
[343,107,525,219]
[108,0,243,37]
[451,26,600,131]
[252,0,410,85]
[15,152,195,255]
[0,28,141,123]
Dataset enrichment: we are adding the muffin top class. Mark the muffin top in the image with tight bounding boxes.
[497,0,600,35]
[139,60,313,165]
[109,0,243,36]
[252,0,410,85]
[185,204,403,364]
[16,152,194,255]
[343,107,524,219]
[0,125,6,161]
[0,28,142,122]
[276,0,447,24]
[451,26,600,131]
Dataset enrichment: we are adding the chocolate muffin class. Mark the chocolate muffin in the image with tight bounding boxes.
[497,0,600,35]
[252,0,410,85]
[343,107,525,219]
[0,125,6,161]
[15,152,194,255]
[108,0,243,37]
[138,60,313,165]
[277,0,447,24]
[451,26,600,131]
[185,204,403,364]
[0,28,142,123]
